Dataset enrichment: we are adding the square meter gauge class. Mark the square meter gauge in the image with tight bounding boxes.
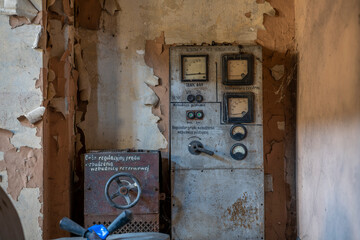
[222,54,254,85]
[181,55,208,81]
[224,92,254,123]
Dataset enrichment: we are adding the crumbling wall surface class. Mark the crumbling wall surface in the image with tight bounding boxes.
[258,0,297,239]
[76,0,296,238]
[296,0,360,239]
[43,0,77,239]
[77,0,275,151]
[0,11,43,240]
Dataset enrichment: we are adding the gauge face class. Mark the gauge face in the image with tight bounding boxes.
[228,97,248,118]
[230,124,247,141]
[182,55,208,81]
[227,60,248,80]
[223,92,254,123]
[222,54,254,85]
[233,145,246,154]
[230,143,248,160]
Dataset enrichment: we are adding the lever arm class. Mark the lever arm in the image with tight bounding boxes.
[188,140,214,156]
[59,217,89,237]
[107,210,133,233]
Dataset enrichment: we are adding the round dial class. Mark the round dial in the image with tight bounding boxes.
[230,124,247,141]
[230,143,247,160]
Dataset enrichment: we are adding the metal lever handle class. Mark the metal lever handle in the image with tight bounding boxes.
[107,210,133,234]
[196,145,214,155]
[59,217,88,237]
[188,141,214,156]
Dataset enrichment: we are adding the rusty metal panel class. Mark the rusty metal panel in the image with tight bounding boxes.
[170,46,264,239]
[171,103,263,170]
[171,169,264,239]
[84,150,160,233]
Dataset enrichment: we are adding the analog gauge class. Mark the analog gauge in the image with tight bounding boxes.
[222,54,254,85]
[182,55,208,81]
[230,143,248,160]
[223,92,254,123]
[228,97,248,118]
[230,124,247,141]
[227,60,248,80]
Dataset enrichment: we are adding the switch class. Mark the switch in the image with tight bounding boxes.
[187,111,195,119]
[188,141,214,156]
[195,111,204,119]
[195,94,203,103]
[187,94,195,102]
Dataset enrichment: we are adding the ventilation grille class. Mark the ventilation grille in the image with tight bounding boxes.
[85,214,159,234]
[91,220,159,234]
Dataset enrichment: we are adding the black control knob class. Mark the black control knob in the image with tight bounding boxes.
[187,94,195,102]
[187,111,195,119]
[188,141,214,156]
[195,94,203,103]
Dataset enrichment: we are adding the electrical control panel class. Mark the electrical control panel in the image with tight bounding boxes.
[170,46,264,239]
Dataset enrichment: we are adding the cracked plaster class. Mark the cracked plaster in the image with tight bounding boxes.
[0,12,43,240]
[78,0,274,151]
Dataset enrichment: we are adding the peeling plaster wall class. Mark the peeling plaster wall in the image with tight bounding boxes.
[77,0,297,238]
[43,0,77,239]
[78,0,274,151]
[258,0,297,238]
[0,12,43,240]
[296,0,360,239]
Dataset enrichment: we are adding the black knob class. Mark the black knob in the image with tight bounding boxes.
[188,141,214,156]
[195,95,203,103]
[187,94,195,102]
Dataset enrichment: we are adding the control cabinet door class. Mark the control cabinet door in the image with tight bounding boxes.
[170,46,264,240]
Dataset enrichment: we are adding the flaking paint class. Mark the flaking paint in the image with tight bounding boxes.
[0,12,44,239]
[77,0,274,151]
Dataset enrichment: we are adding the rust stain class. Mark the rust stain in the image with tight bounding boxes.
[224,193,259,229]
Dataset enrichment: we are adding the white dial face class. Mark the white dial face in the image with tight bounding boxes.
[182,56,207,80]
[232,126,246,135]
[227,60,248,80]
[228,97,248,118]
[232,145,246,155]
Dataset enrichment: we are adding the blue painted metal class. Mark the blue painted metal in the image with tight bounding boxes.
[88,224,109,240]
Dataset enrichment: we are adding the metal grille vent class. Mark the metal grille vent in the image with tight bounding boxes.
[91,221,159,234]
